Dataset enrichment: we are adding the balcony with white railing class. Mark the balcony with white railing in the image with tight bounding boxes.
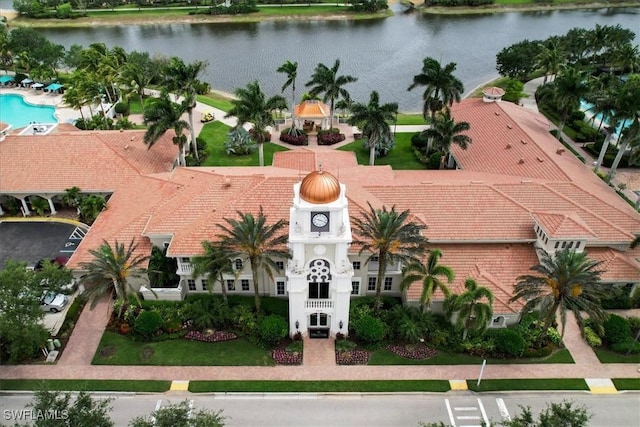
[305,299,333,309]
[177,262,193,275]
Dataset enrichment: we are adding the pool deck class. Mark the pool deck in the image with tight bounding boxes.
[0,87,83,131]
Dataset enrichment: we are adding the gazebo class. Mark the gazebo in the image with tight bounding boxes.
[294,100,331,131]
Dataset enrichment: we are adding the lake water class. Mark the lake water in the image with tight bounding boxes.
[24,7,640,111]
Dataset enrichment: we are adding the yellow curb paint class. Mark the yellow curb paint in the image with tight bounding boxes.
[449,380,468,391]
[169,381,189,391]
[1,217,89,230]
[589,385,617,394]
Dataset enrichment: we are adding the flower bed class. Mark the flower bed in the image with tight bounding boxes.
[184,330,237,343]
[336,350,369,365]
[272,349,303,365]
[387,344,438,359]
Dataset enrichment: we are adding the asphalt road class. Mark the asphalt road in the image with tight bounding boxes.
[1,392,639,427]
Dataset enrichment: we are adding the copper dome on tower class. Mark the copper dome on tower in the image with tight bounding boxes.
[299,169,340,204]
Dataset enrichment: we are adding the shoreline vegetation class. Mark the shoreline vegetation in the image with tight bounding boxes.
[2,1,639,27]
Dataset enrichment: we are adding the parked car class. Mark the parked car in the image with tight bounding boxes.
[40,291,68,313]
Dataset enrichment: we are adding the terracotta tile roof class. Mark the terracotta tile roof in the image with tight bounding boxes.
[450,99,571,181]
[0,130,177,193]
[403,243,538,314]
[586,247,640,283]
[294,100,330,118]
[532,212,596,239]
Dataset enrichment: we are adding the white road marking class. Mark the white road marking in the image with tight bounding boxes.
[496,398,511,421]
[477,398,490,427]
[445,399,456,427]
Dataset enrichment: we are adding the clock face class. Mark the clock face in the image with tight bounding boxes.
[312,212,329,228]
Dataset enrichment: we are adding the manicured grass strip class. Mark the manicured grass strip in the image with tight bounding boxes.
[0,379,170,392]
[189,380,450,393]
[338,133,425,170]
[197,94,234,112]
[396,113,426,125]
[593,348,640,364]
[467,378,588,392]
[369,348,573,365]
[92,331,275,366]
[612,378,640,390]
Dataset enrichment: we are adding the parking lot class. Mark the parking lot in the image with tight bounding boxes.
[0,220,86,268]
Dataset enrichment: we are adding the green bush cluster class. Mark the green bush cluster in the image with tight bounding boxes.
[258,315,288,345]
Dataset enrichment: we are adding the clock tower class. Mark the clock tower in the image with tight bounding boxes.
[286,168,353,338]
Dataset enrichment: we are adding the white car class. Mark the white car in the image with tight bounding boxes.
[40,291,68,313]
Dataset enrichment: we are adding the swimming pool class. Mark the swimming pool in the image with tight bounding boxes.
[0,93,58,129]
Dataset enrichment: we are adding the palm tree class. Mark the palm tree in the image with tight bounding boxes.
[347,91,398,166]
[548,66,589,141]
[143,93,190,166]
[78,239,150,317]
[352,203,428,310]
[509,249,608,338]
[407,57,464,124]
[607,75,640,183]
[216,208,290,312]
[190,240,234,304]
[400,248,454,312]
[536,37,566,84]
[162,57,208,161]
[305,59,358,130]
[420,107,471,168]
[225,81,287,167]
[444,278,494,341]
[277,60,299,132]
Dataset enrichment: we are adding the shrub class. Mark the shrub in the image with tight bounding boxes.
[494,328,527,357]
[259,315,288,345]
[583,326,602,347]
[603,314,631,346]
[114,102,129,116]
[224,127,257,155]
[134,310,163,340]
[352,314,386,345]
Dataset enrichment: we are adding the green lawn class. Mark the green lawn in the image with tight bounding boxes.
[198,121,289,166]
[189,380,450,393]
[467,378,589,392]
[92,331,275,366]
[593,347,640,364]
[0,379,170,392]
[197,94,234,112]
[612,378,640,390]
[369,348,573,365]
[338,133,425,170]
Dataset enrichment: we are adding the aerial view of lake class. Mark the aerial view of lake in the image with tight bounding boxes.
[28,7,640,111]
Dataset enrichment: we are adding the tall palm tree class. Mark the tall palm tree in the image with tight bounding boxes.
[305,59,358,130]
[78,239,150,317]
[407,57,464,124]
[400,248,454,313]
[277,60,299,132]
[190,240,234,304]
[421,107,471,168]
[607,75,640,183]
[444,278,494,341]
[536,37,566,84]
[216,208,290,312]
[162,57,208,161]
[509,249,608,338]
[347,91,398,166]
[352,203,428,310]
[143,93,190,166]
[548,66,589,142]
[225,81,287,167]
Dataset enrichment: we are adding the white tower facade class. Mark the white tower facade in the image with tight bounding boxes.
[286,169,353,338]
